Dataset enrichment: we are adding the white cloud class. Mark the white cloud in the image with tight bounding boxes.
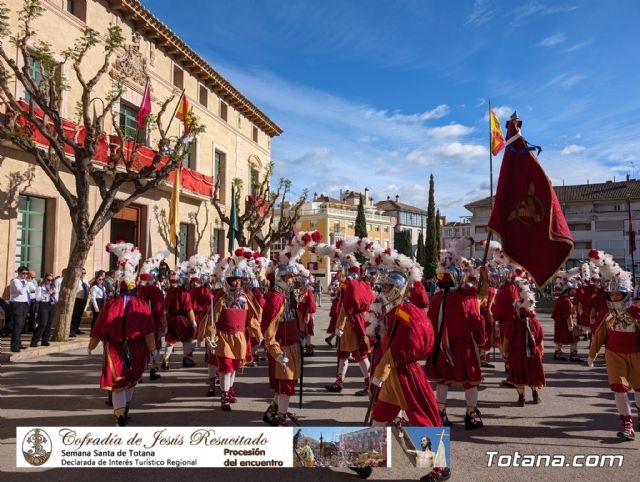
[540,73,585,91]
[407,142,486,166]
[466,0,496,27]
[561,39,593,53]
[384,104,450,123]
[560,144,586,155]
[537,34,566,47]
[427,123,474,138]
[483,105,513,121]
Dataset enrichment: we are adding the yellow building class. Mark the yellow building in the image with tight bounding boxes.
[0,0,281,285]
[292,189,394,291]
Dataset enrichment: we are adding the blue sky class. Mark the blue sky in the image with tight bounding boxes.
[145,0,640,219]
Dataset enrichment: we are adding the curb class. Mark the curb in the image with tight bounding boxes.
[0,335,90,363]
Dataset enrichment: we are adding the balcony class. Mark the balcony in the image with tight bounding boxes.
[10,100,214,199]
[302,205,390,223]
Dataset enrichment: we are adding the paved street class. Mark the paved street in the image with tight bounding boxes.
[1,299,638,481]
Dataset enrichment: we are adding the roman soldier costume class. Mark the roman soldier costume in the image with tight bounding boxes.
[424,237,487,430]
[137,250,169,381]
[88,242,155,426]
[587,250,640,441]
[369,250,441,427]
[551,268,582,362]
[163,267,197,368]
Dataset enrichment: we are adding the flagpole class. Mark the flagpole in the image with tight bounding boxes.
[482,99,494,266]
[166,89,186,134]
[628,195,636,287]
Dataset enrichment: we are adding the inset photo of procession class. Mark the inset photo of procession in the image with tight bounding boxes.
[292,427,389,470]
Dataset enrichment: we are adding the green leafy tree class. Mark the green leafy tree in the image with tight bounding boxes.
[424,174,438,277]
[0,1,203,340]
[394,229,412,257]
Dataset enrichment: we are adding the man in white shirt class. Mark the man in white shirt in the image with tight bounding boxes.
[9,266,31,352]
[26,271,38,332]
[70,268,89,337]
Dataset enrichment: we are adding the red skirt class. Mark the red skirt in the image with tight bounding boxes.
[507,347,545,388]
[100,338,149,391]
[167,314,195,343]
[327,314,337,334]
[217,356,241,373]
[482,319,500,351]
[245,337,254,363]
[425,336,482,386]
[553,320,578,344]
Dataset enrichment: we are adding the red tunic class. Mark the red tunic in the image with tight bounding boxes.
[481,287,498,351]
[297,288,317,336]
[165,286,194,343]
[137,284,165,349]
[552,295,578,344]
[503,311,546,388]
[372,302,440,426]
[91,295,155,391]
[425,288,484,386]
[191,285,213,339]
[408,280,429,309]
[340,279,375,357]
[327,296,340,334]
[261,290,299,395]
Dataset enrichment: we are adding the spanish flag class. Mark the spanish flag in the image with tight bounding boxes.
[168,167,181,247]
[176,93,190,129]
[490,107,505,156]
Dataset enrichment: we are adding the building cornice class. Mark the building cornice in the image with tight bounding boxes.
[108,0,283,138]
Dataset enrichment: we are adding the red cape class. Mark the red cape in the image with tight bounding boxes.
[91,295,155,341]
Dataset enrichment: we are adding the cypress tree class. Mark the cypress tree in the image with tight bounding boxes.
[424,174,437,278]
[416,229,425,262]
[355,193,368,238]
[394,229,412,257]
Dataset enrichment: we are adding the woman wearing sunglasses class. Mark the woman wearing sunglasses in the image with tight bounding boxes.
[30,273,58,347]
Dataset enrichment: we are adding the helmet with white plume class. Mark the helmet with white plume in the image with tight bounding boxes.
[107,242,141,291]
[139,250,170,285]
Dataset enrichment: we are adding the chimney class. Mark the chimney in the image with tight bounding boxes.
[313,192,318,201]
[364,187,370,205]
[395,194,400,203]
[387,195,390,200]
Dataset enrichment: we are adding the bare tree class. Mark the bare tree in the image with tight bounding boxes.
[211,161,307,253]
[0,1,204,340]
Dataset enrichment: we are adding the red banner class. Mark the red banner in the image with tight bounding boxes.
[488,117,573,287]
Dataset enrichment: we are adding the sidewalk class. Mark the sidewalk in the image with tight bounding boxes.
[0,318,91,364]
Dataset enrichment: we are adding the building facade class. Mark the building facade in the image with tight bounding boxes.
[465,179,639,270]
[440,218,473,257]
[290,190,393,290]
[1,0,281,285]
[375,195,429,256]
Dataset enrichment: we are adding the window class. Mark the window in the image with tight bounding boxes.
[198,84,208,108]
[16,194,47,276]
[182,137,197,169]
[374,224,380,231]
[220,101,228,121]
[250,166,260,198]
[238,115,243,129]
[475,225,487,234]
[384,226,389,232]
[211,228,225,255]
[348,222,354,229]
[574,241,592,250]
[334,220,340,232]
[614,205,622,212]
[214,150,226,204]
[65,0,86,21]
[367,224,372,231]
[568,223,591,231]
[24,56,62,106]
[119,102,146,144]
[178,223,189,262]
[595,220,624,231]
[172,64,184,89]
[252,125,259,143]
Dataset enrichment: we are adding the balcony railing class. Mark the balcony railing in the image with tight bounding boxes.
[302,206,390,223]
[10,100,214,198]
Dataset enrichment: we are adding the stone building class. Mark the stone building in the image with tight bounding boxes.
[0,0,281,284]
